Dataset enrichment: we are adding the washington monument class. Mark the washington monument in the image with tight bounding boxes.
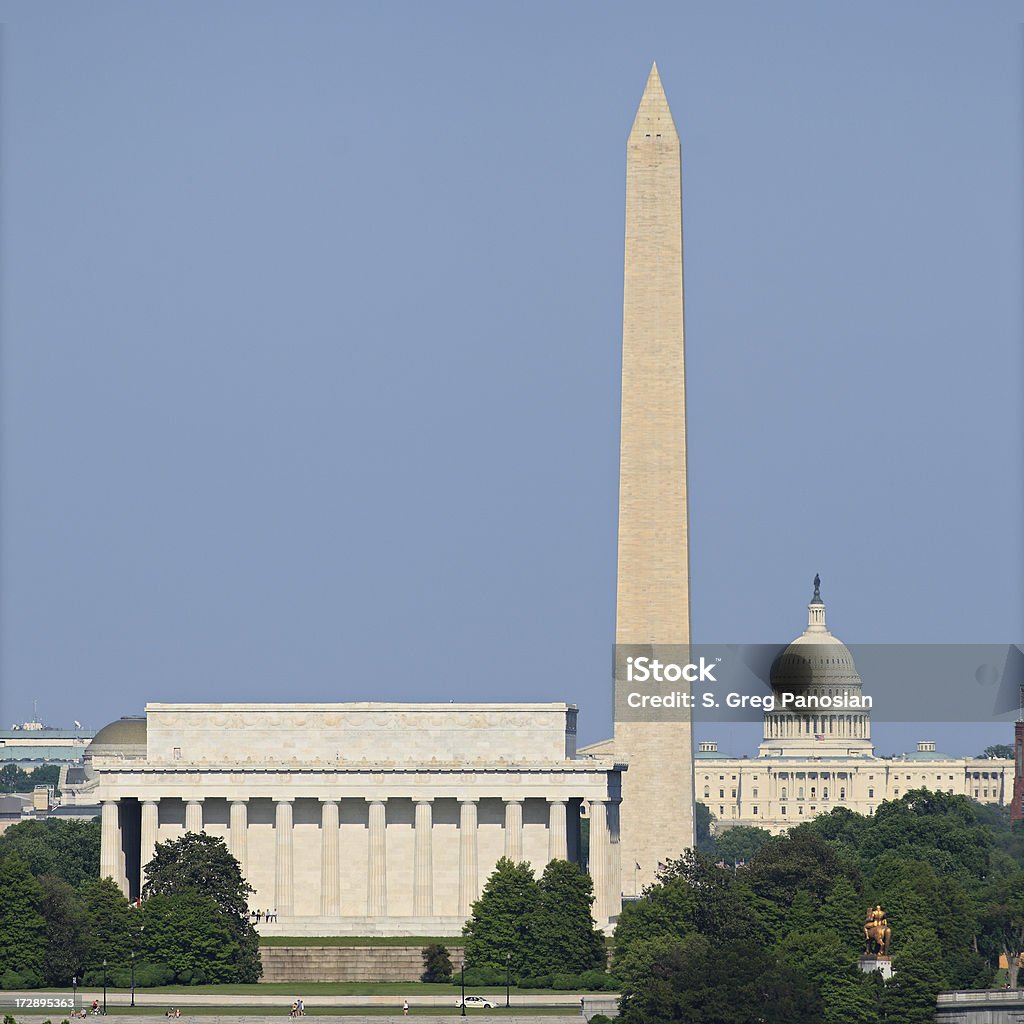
[587,63,695,894]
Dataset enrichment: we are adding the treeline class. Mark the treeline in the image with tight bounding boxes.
[0,764,61,795]
[615,790,1024,1024]
[0,822,260,988]
[460,857,612,990]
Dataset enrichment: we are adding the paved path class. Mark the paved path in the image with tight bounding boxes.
[32,994,612,1010]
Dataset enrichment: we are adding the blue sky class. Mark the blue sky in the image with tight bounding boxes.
[0,3,1021,755]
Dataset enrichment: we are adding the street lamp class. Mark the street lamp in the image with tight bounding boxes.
[72,976,78,1013]
[130,923,144,1008]
[460,958,466,1017]
[102,959,107,1016]
[505,953,511,1008]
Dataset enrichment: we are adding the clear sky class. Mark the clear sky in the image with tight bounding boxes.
[0,3,1021,756]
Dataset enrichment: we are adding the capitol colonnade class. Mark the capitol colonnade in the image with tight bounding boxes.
[93,703,625,934]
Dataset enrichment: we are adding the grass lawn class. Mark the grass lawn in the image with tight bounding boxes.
[259,937,461,948]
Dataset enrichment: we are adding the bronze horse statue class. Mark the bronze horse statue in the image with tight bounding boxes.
[863,906,891,956]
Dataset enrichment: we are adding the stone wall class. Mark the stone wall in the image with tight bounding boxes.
[259,945,465,983]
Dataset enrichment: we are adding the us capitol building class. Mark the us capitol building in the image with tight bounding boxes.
[692,578,1011,843]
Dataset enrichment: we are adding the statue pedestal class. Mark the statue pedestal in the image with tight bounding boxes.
[859,956,893,979]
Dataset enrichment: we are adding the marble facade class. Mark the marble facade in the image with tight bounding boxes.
[94,703,625,933]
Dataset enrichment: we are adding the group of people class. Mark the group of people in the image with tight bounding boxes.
[164,1009,182,1018]
[289,998,305,1017]
[250,908,278,923]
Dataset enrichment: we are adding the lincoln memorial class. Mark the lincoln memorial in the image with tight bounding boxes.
[93,703,625,933]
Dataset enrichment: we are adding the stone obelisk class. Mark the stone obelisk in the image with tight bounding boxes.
[613,63,695,891]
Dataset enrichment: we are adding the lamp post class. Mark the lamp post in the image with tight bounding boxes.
[130,923,144,1007]
[505,952,511,1008]
[460,959,466,1017]
[72,976,78,1013]
[102,959,107,1016]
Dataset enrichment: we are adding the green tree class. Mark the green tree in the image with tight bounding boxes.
[777,927,878,1024]
[613,850,766,979]
[714,824,772,864]
[0,764,30,793]
[822,875,865,959]
[78,876,136,975]
[142,832,259,982]
[142,832,253,916]
[0,818,100,886]
[0,854,47,985]
[694,802,716,855]
[28,766,61,792]
[37,875,88,987]
[522,859,605,977]
[462,858,539,976]
[861,791,994,881]
[978,871,1024,988]
[882,926,948,1024]
[746,831,859,938]
[421,944,452,983]
[141,892,240,983]
[819,972,881,1024]
[618,934,822,1024]
[981,744,1014,760]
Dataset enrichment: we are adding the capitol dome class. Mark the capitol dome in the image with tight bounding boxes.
[770,576,865,699]
[759,576,874,759]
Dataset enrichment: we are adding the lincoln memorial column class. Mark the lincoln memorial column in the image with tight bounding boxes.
[140,800,159,890]
[274,799,294,917]
[320,800,341,917]
[413,800,433,917]
[608,799,622,919]
[504,800,523,862]
[589,799,609,925]
[458,800,478,917]
[185,799,204,833]
[229,801,249,881]
[367,800,387,917]
[100,800,126,894]
[548,800,568,862]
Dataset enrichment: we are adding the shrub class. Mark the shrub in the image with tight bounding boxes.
[588,1015,614,1024]
[518,974,554,989]
[452,966,505,986]
[134,962,175,987]
[552,972,580,990]
[421,943,453,983]
[580,969,619,991]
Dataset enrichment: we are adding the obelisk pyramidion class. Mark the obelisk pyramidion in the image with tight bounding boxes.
[613,63,695,891]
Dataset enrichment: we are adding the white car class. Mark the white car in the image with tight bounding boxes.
[455,995,496,1009]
